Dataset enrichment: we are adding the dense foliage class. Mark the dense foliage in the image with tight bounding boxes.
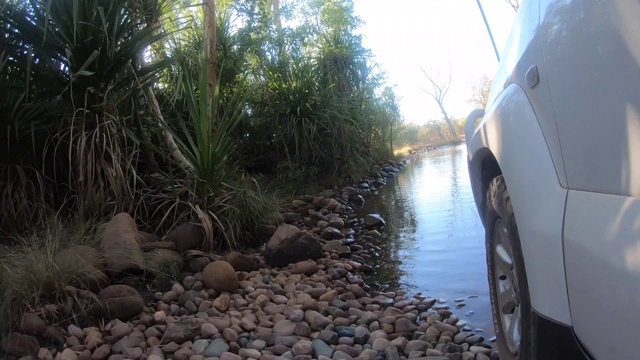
[0,0,403,245]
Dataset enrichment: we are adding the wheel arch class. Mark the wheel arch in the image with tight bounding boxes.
[466,84,572,326]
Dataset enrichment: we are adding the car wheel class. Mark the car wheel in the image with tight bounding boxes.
[486,176,533,359]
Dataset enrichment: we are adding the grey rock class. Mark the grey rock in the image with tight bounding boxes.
[364,214,385,229]
[354,326,370,345]
[317,330,339,345]
[203,339,229,358]
[311,339,333,358]
[384,346,400,360]
[192,339,209,355]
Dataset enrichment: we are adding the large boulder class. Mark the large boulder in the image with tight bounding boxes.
[1,332,39,357]
[165,223,203,253]
[202,261,239,293]
[18,313,46,336]
[54,245,108,291]
[264,224,323,267]
[98,213,144,277]
[95,285,144,320]
[224,252,257,272]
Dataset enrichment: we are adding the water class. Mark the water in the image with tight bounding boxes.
[359,144,494,334]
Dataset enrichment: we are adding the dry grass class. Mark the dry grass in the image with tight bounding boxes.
[0,217,100,335]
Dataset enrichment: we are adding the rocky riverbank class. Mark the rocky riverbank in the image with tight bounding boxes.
[1,159,498,360]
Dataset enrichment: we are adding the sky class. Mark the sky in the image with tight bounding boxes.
[352,0,518,125]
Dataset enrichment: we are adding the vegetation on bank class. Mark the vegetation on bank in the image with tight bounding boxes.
[0,0,404,241]
[0,0,408,332]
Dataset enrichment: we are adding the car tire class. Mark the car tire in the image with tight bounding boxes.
[485,176,533,359]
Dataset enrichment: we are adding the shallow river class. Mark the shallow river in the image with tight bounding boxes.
[359,144,494,335]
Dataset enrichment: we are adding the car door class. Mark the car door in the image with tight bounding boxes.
[540,1,640,359]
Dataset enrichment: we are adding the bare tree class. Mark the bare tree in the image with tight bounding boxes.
[504,0,519,12]
[419,65,458,139]
[468,74,492,109]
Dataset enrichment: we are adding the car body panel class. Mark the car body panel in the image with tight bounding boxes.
[564,190,640,360]
[467,83,572,325]
[540,0,640,196]
[487,0,568,187]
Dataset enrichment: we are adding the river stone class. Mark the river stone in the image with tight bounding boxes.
[264,224,323,267]
[204,339,229,357]
[161,318,203,344]
[273,320,297,336]
[224,252,258,272]
[292,339,313,356]
[317,330,339,345]
[371,338,390,352]
[98,213,144,276]
[395,317,418,333]
[192,339,210,355]
[321,227,342,240]
[404,340,431,356]
[354,326,370,345]
[165,223,203,253]
[290,260,319,275]
[322,240,343,252]
[363,214,385,229]
[282,212,302,224]
[19,313,46,335]
[95,285,144,320]
[202,261,238,293]
[1,332,39,357]
[384,346,400,360]
[310,339,334,358]
[92,344,111,360]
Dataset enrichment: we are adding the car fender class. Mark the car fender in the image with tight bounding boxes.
[466,83,572,326]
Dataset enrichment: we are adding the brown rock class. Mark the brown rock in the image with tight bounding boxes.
[202,261,238,293]
[165,223,203,253]
[290,260,319,276]
[38,348,53,360]
[144,249,183,273]
[224,252,257,272]
[95,285,144,320]
[213,294,231,312]
[60,348,78,360]
[42,326,65,345]
[322,240,343,252]
[264,225,323,267]
[19,313,46,335]
[98,213,144,276]
[320,227,342,240]
[273,320,297,336]
[1,332,39,357]
[161,318,203,344]
[92,343,112,360]
[189,257,211,272]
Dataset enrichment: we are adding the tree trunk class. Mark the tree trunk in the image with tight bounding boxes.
[438,103,458,139]
[273,0,282,34]
[204,0,217,99]
[146,86,194,172]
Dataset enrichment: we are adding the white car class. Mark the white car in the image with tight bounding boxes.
[465,1,640,359]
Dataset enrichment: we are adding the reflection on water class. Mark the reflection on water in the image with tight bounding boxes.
[360,144,494,334]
